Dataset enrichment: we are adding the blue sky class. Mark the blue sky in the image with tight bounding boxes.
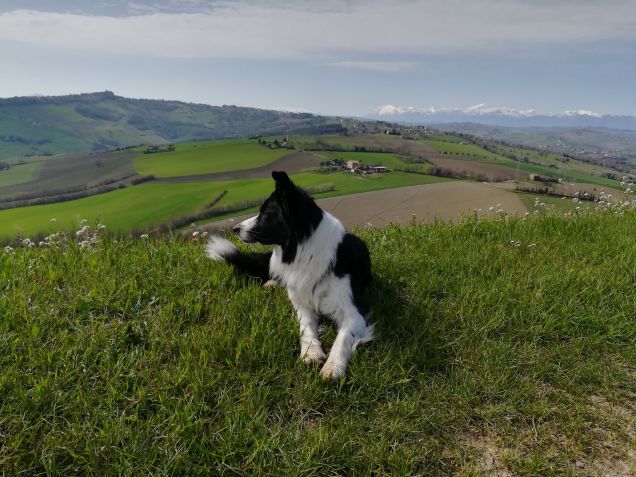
[1,0,635,116]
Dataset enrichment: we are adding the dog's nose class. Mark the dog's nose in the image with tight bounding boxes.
[232,224,240,234]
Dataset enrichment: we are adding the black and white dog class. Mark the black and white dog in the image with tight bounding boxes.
[206,171,374,379]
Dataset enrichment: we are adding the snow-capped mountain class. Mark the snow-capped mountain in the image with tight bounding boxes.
[369,104,636,130]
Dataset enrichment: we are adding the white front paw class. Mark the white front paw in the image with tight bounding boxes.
[320,359,346,380]
[301,345,326,365]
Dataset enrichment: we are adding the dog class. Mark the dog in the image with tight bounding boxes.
[206,171,374,379]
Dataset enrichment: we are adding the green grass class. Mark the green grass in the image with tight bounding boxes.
[133,140,292,178]
[2,211,636,475]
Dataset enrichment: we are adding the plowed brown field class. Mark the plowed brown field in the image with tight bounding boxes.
[203,181,528,232]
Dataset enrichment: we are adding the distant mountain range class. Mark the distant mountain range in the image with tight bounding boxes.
[0,91,353,159]
[369,104,636,130]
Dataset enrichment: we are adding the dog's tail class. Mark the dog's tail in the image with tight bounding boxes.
[206,236,272,283]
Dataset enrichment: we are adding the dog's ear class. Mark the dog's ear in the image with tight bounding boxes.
[272,170,293,190]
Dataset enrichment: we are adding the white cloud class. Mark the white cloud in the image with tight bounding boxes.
[0,1,635,62]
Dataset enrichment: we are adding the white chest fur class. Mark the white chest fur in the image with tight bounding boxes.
[269,212,345,304]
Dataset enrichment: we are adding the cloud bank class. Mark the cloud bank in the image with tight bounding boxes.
[0,0,635,64]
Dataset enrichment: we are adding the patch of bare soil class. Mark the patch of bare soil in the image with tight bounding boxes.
[154,151,321,183]
[460,378,636,477]
[460,433,516,477]
[582,394,636,477]
[201,181,528,233]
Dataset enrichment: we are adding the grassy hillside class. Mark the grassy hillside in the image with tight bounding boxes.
[0,92,360,160]
[2,211,635,475]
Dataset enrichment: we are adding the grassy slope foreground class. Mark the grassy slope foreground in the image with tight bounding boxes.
[1,212,636,475]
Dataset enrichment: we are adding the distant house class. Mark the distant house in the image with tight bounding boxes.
[370,166,390,173]
[346,160,361,170]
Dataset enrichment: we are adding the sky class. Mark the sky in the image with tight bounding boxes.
[1,0,635,116]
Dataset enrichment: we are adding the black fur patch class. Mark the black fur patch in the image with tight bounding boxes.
[333,233,372,317]
[224,250,272,284]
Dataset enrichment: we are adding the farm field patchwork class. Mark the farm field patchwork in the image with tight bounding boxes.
[0,171,448,239]
[133,139,292,178]
[0,134,629,241]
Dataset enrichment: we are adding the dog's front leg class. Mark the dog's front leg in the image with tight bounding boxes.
[321,307,369,380]
[295,305,326,365]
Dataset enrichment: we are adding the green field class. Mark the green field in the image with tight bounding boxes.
[0,182,223,238]
[133,140,292,178]
[0,171,448,239]
[2,211,635,474]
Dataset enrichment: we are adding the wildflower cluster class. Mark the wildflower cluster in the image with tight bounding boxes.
[188,230,209,243]
[2,219,108,254]
[39,232,67,248]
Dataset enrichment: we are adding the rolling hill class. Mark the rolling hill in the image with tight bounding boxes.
[0,92,356,160]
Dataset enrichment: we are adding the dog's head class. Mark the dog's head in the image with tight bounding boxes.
[232,171,323,248]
